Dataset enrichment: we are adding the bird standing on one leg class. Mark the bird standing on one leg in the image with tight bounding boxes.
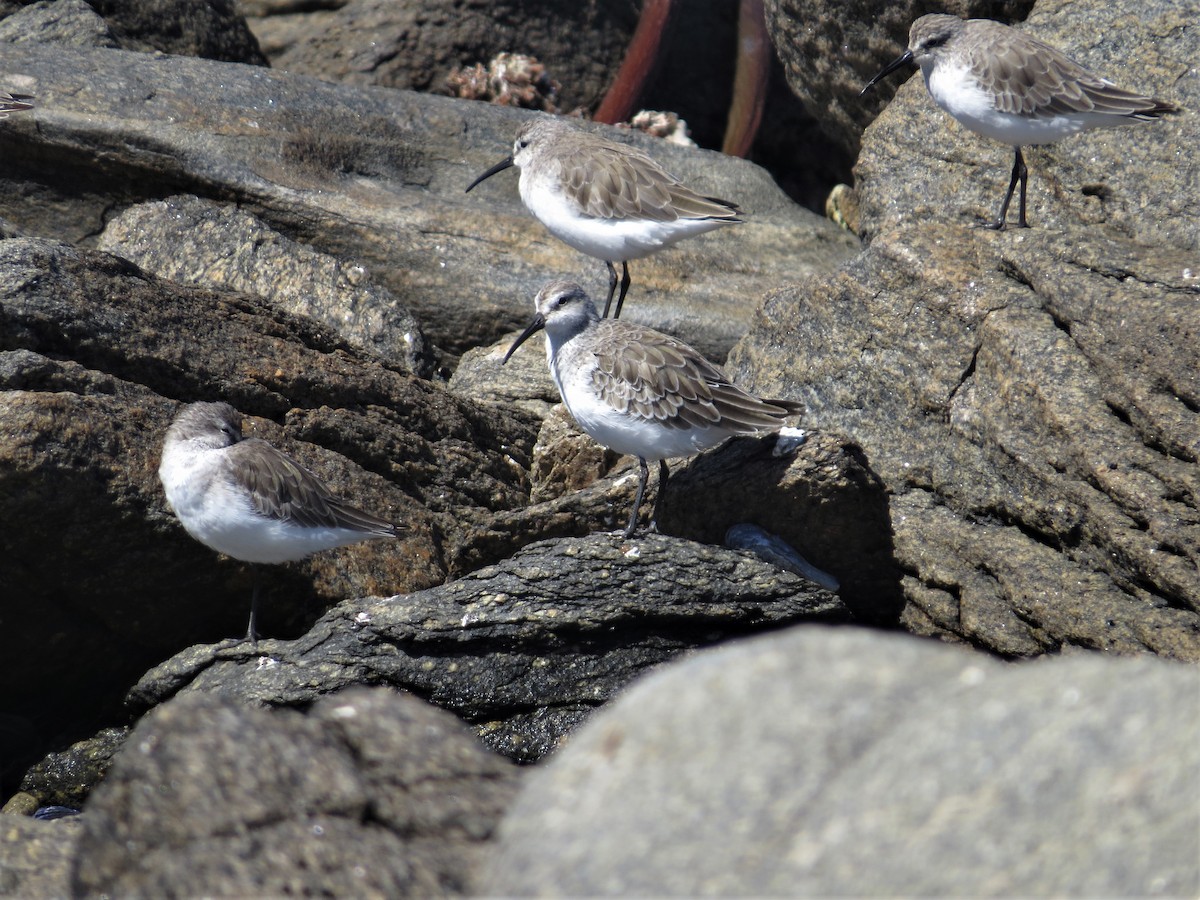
[466,116,743,319]
[158,401,400,647]
[502,280,802,537]
[861,14,1179,229]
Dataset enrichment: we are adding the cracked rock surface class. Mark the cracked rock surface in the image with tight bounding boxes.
[731,223,1200,659]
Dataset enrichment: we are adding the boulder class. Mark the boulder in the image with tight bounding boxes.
[729,223,1200,659]
[482,626,1200,896]
[127,532,850,762]
[71,688,518,896]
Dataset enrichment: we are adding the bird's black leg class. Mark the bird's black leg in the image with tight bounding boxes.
[1014,147,1029,228]
[603,260,619,318]
[246,565,261,651]
[624,457,650,537]
[612,262,632,319]
[988,147,1027,230]
[649,459,670,532]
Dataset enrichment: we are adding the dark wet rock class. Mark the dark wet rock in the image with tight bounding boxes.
[730,223,1200,659]
[71,688,518,897]
[0,813,82,899]
[482,626,1200,897]
[127,532,849,762]
[90,0,266,62]
[98,194,436,377]
[853,0,1195,247]
[0,41,855,360]
[765,0,1033,160]
[17,727,127,811]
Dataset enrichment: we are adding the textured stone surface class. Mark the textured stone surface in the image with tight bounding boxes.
[0,814,82,899]
[71,689,518,897]
[482,626,1200,897]
[729,223,1200,659]
[127,532,849,762]
[99,194,436,376]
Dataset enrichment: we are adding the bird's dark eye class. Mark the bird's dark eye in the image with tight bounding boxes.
[517,139,529,149]
[922,34,949,50]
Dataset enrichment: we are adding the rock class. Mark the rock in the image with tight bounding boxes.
[17,728,128,810]
[0,813,82,899]
[126,532,850,762]
[481,626,1200,897]
[728,223,1200,659]
[0,0,118,48]
[246,0,634,113]
[765,0,1033,160]
[0,41,857,360]
[88,0,266,62]
[98,194,436,377]
[853,0,1195,247]
[0,237,536,787]
[71,688,518,896]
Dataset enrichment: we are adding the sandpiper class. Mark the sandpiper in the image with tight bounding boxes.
[158,401,399,646]
[0,92,32,117]
[466,116,743,319]
[861,14,1179,229]
[503,280,802,536]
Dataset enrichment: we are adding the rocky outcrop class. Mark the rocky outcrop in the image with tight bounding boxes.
[127,532,849,761]
[71,688,518,896]
[481,626,1200,896]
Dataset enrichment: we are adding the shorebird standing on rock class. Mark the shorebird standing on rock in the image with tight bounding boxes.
[158,401,400,647]
[466,116,743,319]
[503,280,802,537]
[861,14,1179,229]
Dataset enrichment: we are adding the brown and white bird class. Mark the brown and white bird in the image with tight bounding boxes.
[466,116,742,319]
[503,281,802,536]
[158,401,399,645]
[861,14,1178,229]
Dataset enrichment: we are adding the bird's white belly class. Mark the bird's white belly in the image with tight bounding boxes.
[519,175,724,262]
[159,448,367,564]
[923,60,1111,146]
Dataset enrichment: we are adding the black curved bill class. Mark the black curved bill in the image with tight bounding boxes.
[861,50,914,95]
[465,156,515,193]
[502,313,546,364]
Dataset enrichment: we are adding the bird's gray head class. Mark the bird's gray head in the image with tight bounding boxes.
[166,401,243,449]
[502,280,598,364]
[511,117,566,167]
[861,13,964,94]
[907,14,964,62]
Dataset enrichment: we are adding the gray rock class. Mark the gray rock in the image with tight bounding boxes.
[88,0,266,62]
[71,688,518,897]
[854,0,1195,247]
[481,626,1200,897]
[98,194,436,376]
[0,41,857,359]
[765,0,1033,159]
[0,814,82,899]
[18,727,127,810]
[729,223,1200,659]
[127,532,849,762]
[0,0,118,48]
[247,0,633,112]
